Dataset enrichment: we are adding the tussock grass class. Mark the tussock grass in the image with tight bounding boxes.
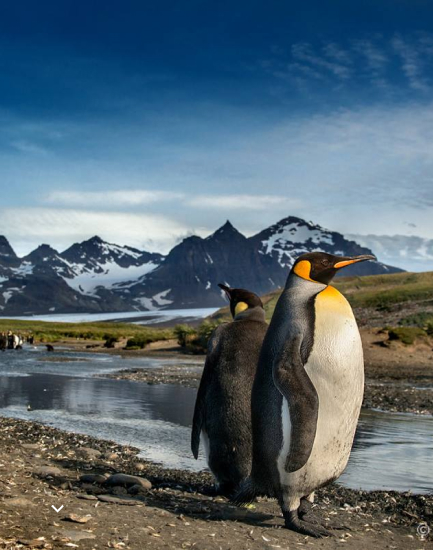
[386,327,428,345]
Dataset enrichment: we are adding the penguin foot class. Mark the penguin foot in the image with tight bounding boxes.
[283,510,333,538]
[298,499,348,531]
[298,497,313,520]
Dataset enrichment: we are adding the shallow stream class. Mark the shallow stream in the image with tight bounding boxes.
[0,347,431,493]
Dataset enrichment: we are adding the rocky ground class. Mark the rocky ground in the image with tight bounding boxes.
[0,417,432,550]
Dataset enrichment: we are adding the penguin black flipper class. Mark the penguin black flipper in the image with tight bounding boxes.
[191,326,224,459]
[191,356,212,459]
[273,333,319,473]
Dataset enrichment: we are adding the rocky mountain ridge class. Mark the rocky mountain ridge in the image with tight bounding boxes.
[0,216,402,315]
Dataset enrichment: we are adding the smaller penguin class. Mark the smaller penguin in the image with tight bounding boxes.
[191,284,267,497]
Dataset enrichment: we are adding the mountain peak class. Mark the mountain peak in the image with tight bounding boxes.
[86,235,104,245]
[273,216,319,229]
[0,236,17,258]
[208,220,244,240]
[25,244,59,259]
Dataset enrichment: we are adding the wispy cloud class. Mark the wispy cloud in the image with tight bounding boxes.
[352,39,389,89]
[10,140,50,156]
[46,189,300,212]
[291,42,352,80]
[265,34,433,95]
[186,194,302,211]
[46,190,184,207]
[392,35,429,92]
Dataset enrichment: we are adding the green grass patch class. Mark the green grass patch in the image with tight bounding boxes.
[209,271,433,323]
[334,271,433,309]
[174,320,225,353]
[399,312,433,329]
[0,318,173,346]
[386,327,427,345]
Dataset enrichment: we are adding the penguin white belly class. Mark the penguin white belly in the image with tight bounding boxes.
[279,286,364,495]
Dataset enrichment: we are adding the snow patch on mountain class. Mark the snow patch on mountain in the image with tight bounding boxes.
[261,223,333,254]
[3,288,21,303]
[59,260,159,295]
[153,289,172,306]
[10,262,34,276]
[255,217,336,267]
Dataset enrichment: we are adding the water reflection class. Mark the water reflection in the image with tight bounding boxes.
[0,348,432,492]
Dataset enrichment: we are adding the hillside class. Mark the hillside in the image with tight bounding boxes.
[211,270,433,329]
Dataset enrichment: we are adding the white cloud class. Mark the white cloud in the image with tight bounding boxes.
[0,207,203,255]
[348,234,433,272]
[46,189,184,207]
[186,194,303,211]
[10,140,50,156]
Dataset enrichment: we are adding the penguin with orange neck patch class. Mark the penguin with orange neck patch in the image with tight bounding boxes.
[191,284,267,497]
[234,252,375,537]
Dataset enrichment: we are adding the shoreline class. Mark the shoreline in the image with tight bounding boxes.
[0,416,431,549]
[39,331,433,415]
[101,365,433,415]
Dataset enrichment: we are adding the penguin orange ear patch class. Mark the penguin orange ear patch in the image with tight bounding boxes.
[293,260,313,281]
[234,302,248,316]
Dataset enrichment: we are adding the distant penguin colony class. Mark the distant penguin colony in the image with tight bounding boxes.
[191,284,267,496]
[233,252,375,537]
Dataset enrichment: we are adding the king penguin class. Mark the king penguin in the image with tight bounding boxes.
[191,284,268,497]
[234,252,375,537]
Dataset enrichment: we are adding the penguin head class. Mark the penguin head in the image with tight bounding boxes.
[292,252,376,285]
[218,284,263,318]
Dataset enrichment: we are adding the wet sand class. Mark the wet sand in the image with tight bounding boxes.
[0,417,431,549]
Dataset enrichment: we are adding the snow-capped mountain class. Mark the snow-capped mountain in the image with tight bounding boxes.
[124,221,278,309]
[250,216,396,277]
[0,217,403,315]
[57,236,163,296]
[0,237,163,314]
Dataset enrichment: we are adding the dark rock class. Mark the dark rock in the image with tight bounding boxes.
[33,466,62,478]
[77,447,102,460]
[96,494,144,505]
[105,473,152,490]
[79,473,108,484]
[77,494,98,500]
[22,443,40,450]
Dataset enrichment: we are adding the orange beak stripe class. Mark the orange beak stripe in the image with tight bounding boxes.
[334,259,363,269]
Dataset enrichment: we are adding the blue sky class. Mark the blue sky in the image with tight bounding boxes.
[1,0,433,268]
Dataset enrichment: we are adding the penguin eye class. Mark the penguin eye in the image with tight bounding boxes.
[321,259,330,267]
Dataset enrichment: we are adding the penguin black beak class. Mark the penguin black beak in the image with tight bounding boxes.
[334,254,376,269]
